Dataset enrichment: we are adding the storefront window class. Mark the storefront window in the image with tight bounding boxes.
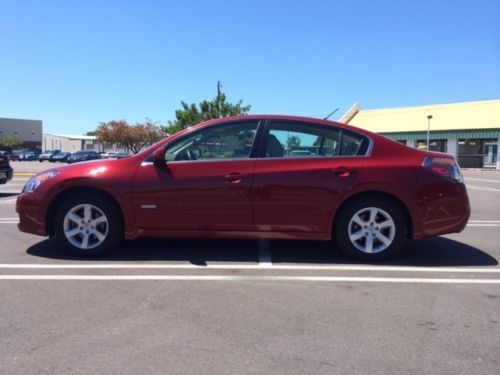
[457,139,497,168]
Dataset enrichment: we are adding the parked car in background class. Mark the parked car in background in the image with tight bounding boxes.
[50,152,71,163]
[110,152,129,159]
[10,149,30,161]
[0,152,13,184]
[67,150,101,164]
[16,115,470,260]
[19,150,40,161]
[39,150,61,162]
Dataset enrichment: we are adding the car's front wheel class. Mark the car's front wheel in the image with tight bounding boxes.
[334,197,406,260]
[54,193,123,256]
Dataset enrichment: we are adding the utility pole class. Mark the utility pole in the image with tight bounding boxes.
[427,115,433,150]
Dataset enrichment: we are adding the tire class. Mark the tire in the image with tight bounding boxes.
[334,196,406,261]
[54,192,123,256]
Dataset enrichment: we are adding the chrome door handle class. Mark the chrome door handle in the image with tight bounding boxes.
[334,167,351,177]
[224,173,242,183]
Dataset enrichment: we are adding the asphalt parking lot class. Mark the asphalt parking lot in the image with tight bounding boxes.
[0,166,499,374]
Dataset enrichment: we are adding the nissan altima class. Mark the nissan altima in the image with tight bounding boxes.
[16,115,470,260]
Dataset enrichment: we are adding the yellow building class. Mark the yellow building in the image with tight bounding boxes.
[341,99,500,169]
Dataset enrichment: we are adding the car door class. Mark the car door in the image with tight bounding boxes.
[132,120,261,231]
[252,120,368,233]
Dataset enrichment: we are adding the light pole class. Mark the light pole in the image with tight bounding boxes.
[427,115,433,150]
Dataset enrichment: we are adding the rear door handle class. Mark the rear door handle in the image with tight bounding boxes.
[333,167,352,177]
[224,173,242,183]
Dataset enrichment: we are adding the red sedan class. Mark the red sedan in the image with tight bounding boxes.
[16,115,470,260]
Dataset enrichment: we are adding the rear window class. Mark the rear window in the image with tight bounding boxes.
[340,130,368,156]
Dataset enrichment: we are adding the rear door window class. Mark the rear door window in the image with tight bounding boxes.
[263,121,369,158]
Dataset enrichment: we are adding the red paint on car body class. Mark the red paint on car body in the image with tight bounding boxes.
[16,115,470,245]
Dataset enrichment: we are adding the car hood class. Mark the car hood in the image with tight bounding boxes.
[44,157,137,178]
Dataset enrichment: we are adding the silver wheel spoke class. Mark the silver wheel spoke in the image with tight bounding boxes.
[83,205,92,221]
[349,230,365,241]
[365,236,374,253]
[369,208,377,223]
[81,233,90,249]
[378,219,394,229]
[92,230,106,242]
[376,232,392,247]
[352,214,365,227]
[93,215,107,225]
[65,227,80,238]
[67,212,82,225]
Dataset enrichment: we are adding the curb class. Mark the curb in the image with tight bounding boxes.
[13,173,36,177]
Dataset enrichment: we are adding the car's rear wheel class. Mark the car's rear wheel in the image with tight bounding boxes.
[54,193,123,256]
[334,197,406,260]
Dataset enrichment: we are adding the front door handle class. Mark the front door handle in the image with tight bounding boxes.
[224,173,242,183]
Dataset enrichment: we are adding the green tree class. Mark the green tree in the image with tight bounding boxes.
[0,136,23,150]
[286,135,301,150]
[163,81,251,135]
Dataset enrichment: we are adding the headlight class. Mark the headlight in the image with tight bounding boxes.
[24,171,59,193]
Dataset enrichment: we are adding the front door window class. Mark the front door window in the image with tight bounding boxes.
[165,122,258,161]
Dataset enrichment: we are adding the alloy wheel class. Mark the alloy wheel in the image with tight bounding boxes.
[63,204,109,250]
[348,207,396,254]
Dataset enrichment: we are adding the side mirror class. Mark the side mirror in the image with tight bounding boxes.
[152,148,166,166]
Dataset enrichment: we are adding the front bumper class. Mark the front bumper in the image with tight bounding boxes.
[16,193,47,237]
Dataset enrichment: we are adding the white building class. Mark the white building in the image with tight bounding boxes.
[42,134,128,154]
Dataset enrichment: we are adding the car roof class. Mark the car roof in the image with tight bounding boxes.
[136,114,397,159]
[178,114,376,136]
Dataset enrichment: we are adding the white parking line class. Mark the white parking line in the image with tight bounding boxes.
[467,224,500,227]
[468,220,500,226]
[0,199,17,204]
[0,218,19,224]
[465,177,500,184]
[1,264,499,273]
[0,275,499,284]
[0,184,25,187]
[467,185,500,192]
[469,220,500,222]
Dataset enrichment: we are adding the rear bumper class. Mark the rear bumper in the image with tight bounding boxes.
[412,182,470,239]
[16,193,47,236]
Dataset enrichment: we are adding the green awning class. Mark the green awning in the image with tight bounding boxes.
[381,129,500,141]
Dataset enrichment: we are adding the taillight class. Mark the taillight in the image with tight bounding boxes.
[423,157,464,183]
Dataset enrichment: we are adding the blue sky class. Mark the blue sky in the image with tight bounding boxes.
[1,0,499,135]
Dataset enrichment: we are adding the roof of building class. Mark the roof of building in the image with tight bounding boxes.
[44,134,96,140]
[0,117,42,123]
[343,99,500,133]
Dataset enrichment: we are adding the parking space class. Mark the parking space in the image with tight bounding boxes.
[0,170,499,374]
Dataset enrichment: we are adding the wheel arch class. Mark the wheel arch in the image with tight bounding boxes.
[46,186,125,237]
[332,190,414,239]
